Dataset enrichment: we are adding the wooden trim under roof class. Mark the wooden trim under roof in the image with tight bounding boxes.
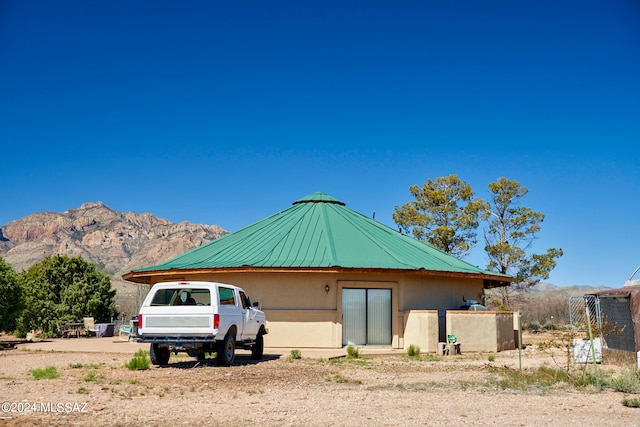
[122,266,512,287]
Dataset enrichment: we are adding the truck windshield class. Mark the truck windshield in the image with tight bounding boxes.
[150,288,211,306]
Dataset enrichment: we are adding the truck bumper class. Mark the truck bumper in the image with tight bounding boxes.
[136,335,217,344]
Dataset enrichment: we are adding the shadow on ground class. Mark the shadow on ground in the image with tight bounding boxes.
[158,353,281,369]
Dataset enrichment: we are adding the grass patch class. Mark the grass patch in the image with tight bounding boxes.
[286,349,302,362]
[622,397,640,408]
[327,373,363,385]
[609,370,640,394]
[393,381,444,391]
[488,365,607,392]
[84,370,97,382]
[125,349,150,370]
[422,354,443,362]
[84,370,104,383]
[69,362,104,369]
[328,356,372,368]
[30,366,59,380]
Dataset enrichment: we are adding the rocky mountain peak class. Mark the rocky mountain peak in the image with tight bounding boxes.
[78,201,109,210]
[0,203,228,278]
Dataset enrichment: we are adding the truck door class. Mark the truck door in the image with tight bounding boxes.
[239,290,259,339]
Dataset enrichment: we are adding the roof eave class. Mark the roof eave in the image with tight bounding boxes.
[122,266,512,287]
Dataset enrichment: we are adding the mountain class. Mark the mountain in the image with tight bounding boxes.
[528,282,612,296]
[0,202,228,313]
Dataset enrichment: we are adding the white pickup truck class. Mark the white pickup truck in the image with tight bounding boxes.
[136,281,267,366]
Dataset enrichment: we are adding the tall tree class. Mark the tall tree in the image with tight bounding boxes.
[0,257,22,333]
[393,174,488,258]
[483,177,563,307]
[16,255,118,337]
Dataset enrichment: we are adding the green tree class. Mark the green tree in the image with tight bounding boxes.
[393,174,488,257]
[16,255,118,337]
[0,257,22,332]
[483,177,563,307]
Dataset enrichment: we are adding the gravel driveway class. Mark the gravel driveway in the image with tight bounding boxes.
[1,333,638,426]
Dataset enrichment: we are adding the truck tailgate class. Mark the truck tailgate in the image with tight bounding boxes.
[140,306,215,335]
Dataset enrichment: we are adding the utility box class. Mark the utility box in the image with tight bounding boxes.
[572,338,602,363]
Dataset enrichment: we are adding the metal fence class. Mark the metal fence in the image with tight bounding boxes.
[570,294,637,353]
[598,296,636,352]
[568,295,601,333]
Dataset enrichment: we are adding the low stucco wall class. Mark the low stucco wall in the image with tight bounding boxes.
[446,311,516,352]
[263,309,339,348]
[402,310,438,353]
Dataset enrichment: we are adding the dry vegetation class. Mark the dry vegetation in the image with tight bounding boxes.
[0,331,639,426]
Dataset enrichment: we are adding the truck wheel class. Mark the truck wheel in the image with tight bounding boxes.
[150,344,170,365]
[251,334,264,360]
[217,334,235,366]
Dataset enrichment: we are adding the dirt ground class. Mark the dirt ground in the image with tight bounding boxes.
[0,332,639,426]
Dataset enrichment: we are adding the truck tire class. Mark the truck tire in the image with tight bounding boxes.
[251,333,264,360]
[150,344,170,365]
[217,334,235,366]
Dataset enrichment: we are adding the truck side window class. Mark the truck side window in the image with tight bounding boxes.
[239,291,251,309]
[191,289,211,305]
[218,287,236,305]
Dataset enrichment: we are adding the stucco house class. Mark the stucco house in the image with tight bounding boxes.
[123,192,512,350]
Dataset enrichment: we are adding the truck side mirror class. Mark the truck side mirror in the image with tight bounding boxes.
[253,301,261,310]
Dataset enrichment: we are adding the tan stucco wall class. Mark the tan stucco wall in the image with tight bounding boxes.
[402,310,439,352]
[138,270,487,349]
[446,311,517,352]
[495,312,517,351]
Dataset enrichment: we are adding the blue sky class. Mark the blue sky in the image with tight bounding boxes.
[1,1,639,288]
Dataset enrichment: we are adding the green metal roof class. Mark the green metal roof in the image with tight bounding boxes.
[129,192,509,280]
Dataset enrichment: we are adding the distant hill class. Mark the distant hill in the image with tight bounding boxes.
[486,282,613,306]
[0,202,228,314]
[529,282,612,297]
[485,282,614,325]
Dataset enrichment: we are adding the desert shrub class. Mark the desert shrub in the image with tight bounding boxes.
[286,349,302,362]
[125,349,150,370]
[487,354,496,362]
[525,321,541,332]
[489,364,611,392]
[622,397,640,408]
[609,370,640,394]
[407,344,420,358]
[346,346,360,359]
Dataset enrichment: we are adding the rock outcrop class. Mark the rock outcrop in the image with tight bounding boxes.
[0,202,227,309]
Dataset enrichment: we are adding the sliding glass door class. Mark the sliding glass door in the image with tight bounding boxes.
[342,288,391,346]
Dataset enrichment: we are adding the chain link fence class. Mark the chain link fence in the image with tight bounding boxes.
[570,294,637,353]
[598,295,636,352]
[568,295,601,334]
